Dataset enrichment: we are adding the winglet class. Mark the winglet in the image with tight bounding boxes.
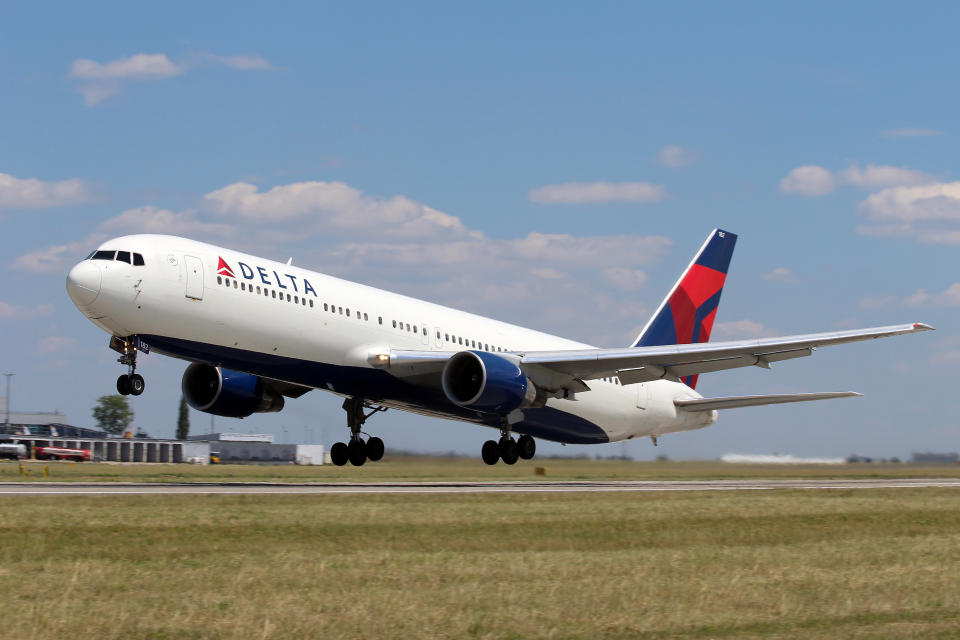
[912,322,935,331]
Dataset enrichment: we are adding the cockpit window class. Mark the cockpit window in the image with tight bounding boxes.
[133,253,145,266]
[116,251,131,264]
[92,250,115,260]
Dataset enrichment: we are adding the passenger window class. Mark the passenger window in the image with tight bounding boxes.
[378,317,383,325]
[445,334,449,342]
[458,337,463,345]
[338,307,343,314]
[309,300,314,307]
[241,282,246,291]
[233,280,238,289]
[484,344,489,351]
[287,294,291,302]
[324,303,329,311]
[133,253,145,266]
[294,296,299,304]
[364,313,369,321]
[217,276,222,285]
[92,250,115,260]
[407,324,411,332]
[256,286,261,294]
[392,320,397,328]
[116,251,131,264]
[346,309,350,317]
[437,330,441,339]
[423,328,427,336]
[272,290,277,298]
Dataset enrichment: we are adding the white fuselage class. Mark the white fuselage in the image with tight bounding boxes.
[66,234,715,444]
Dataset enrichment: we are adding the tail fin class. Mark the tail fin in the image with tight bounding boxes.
[633,228,737,388]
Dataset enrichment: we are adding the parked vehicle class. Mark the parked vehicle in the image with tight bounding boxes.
[0,443,27,460]
[35,446,92,462]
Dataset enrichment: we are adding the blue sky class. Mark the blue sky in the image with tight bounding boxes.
[1,2,956,459]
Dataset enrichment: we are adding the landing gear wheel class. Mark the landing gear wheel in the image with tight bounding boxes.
[366,437,385,462]
[116,375,131,396]
[481,440,500,465]
[347,439,367,466]
[330,442,349,466]
[517,435,536,460]
[499,437,519,465]
[129,374,145,396]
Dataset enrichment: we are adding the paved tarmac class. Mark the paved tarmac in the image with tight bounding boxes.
[1,478,959,495]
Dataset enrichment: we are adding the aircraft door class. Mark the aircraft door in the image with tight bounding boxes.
[636,383,648,409]
[184,255,204,300]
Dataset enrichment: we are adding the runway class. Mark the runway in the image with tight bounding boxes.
[1,478,959,495]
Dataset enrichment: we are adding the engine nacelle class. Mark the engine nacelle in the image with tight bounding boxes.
[181,363,285,418]
[441,351,544,414]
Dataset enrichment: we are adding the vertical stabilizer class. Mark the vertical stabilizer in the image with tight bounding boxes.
[633,229,737,388]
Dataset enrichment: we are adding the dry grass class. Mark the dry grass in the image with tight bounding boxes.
[1,489,959,638]
[2,457,960,483]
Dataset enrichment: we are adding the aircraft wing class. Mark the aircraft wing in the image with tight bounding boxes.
[377,323,932,395]
[518,322,933,386]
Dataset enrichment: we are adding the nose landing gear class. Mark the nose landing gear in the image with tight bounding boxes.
[330,397,388,466]
[110,336,145,396]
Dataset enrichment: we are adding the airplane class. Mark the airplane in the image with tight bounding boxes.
[65,229,933,466]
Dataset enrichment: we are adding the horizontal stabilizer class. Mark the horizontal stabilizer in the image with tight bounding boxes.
[675,391,862,412]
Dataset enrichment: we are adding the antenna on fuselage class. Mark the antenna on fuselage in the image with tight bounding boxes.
[286,257,293,265]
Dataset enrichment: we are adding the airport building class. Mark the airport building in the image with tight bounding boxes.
[188,432,325,465]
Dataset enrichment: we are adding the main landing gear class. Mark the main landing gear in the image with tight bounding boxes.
[330,397,388,467]
[111,336,144,396]
[481,432,536,465]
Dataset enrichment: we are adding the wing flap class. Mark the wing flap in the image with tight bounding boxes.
[675,391,862,412]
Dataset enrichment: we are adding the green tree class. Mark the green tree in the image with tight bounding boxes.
[176,395,190,440]
[92,395,134,436]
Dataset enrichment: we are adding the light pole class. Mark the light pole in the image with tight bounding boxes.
[3,373,12,426]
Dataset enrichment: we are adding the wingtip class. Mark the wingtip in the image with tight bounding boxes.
[912,322,935,331]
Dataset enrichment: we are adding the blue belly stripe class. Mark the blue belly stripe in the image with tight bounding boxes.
[140,334,610,444]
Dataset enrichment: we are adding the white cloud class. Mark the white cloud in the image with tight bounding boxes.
[69,52,275,105]
[712,320,779,340]
[779,166,836,196]
[38,336,77,354]
[209,54,275,70]
[0,173,94,210]
[858,181,960,222]
[70,53,182,80]
[528,181,667,204]
[763,267,796,283]
[904,283,960,308]
[856,181,960,244]
[0,301,53,319]
[11,234,105,273]
[204,181,473,238]
[839,164,933,190]
[601,267,648,290]
[882,128,941,138]
[658,145,700,168]
[101,206,235,237]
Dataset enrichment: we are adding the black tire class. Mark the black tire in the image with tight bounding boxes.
[366,437,385,462]
[499,438,519,465]
[116,375,131,395]
[347,439,367,466]
[74,456,84,463]
[517,434,536,460]
[481,440,500,465]
[129,374,145,396]
[330,442,349,466]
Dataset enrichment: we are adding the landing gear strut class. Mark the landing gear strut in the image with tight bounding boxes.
[110,336,144,396]
[330,397,387,467]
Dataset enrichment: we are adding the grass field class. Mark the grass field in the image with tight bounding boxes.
[3,456,960,483]
[2,486,960,638]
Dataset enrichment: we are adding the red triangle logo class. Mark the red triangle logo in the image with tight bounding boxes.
[217,257,236,278]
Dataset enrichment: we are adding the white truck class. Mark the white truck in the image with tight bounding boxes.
[0,443,27,460]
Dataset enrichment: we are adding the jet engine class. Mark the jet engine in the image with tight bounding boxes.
[181,363,285,418]
[441,351,545,414]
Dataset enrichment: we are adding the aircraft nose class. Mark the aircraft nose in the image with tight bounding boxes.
[66,261,102,307]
